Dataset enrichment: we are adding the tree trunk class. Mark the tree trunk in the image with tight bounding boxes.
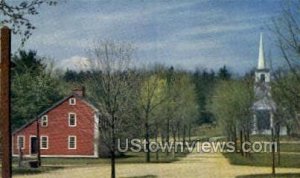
[166,117,170,156]
[240,129,244,156]
[18,147,23,168]
[243,128,250,157]
[111,150,116,178]
[177,123,180,142]
[155,123,159,162]
[246,129,251,157]
[233,126,238,153]
[161,130,165,146]
[111,117,116,178]
[145,121,150,162]
[276,125,281,166]
[271,127,276,176]
[172,131,176,159]
[36,118,41,166]
[183,125,186,150]
[188,123,192,142]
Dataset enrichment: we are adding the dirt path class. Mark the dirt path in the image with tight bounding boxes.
[15,152,300,178]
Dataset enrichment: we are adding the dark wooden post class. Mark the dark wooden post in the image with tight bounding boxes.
[18,146,23,168]
[271,111,276,177]
[271,123,275,177]
[36,117,41,166]
[1,26,12,178]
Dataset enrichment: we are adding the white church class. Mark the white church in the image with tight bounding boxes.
[252,33,287,135]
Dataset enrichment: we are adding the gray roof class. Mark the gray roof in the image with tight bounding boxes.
[252,97,276,111]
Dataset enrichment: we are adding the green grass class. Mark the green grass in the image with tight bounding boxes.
[12,166,64,175]
[224,152,300,168]
[120,175,157,178]
[193,124,223,139]
[14,151,188,166]
[9,151,188,176]
[236,173,300,178]
[280,143,300,152]
[250,135,300,142]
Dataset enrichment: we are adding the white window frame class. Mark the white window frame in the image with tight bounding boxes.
[69,98,76,105]
[17,135,25,149]
[41,115,48,127]
[40,136,49,149]
[68,136,77,150]
[68,112,77,127]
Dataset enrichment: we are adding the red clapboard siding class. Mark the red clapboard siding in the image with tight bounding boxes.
[12,95,97,157]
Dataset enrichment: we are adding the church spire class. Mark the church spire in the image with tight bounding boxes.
[257,33,265,69]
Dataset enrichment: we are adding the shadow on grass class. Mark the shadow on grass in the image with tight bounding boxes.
[120,175,157,178]
[236,173,300,178]
[12,166,64,175]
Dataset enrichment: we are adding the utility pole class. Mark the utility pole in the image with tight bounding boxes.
[1,26,12,178]
[36,115,41,166]
[271,114,275,177]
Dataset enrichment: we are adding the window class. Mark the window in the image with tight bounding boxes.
[68,113,77,127]
[41,115,48,127]
[260,74,265,82]
[68,136,77,149]
[40,136,48,149]
[17,136,25,149]
[256,110,271,130]
[69,98,76,105]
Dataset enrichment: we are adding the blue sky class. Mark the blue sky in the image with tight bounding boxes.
[12,0,284,74]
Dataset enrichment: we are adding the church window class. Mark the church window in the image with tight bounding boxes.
[260,74,265,82]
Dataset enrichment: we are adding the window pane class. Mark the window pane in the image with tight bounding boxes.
[41,116,48,126]
[18,137,24,149]
[41,137,48,148]
[70,118,75,125]
[69,113,76,126]
[256,110,270,130]
[69,136,76,149]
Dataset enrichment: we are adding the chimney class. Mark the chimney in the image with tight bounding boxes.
[72,86,85,97]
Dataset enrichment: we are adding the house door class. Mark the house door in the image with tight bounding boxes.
[31,137,38,154]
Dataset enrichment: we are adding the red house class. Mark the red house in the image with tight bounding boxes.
[12,88,100,158]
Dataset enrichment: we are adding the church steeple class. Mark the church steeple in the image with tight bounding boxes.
[257,33,265,70]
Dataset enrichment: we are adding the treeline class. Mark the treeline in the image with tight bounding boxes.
[11,48,232,159]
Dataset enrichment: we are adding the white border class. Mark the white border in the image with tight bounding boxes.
[68,112,77,127]
[69,98,76,105]
[17,135,25,150]
[94,113,99,157]
[40,135,49,149]
[41,115,48,127]
[68,135,77,149]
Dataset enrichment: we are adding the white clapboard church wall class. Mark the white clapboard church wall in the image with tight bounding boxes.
[252,33,287,135]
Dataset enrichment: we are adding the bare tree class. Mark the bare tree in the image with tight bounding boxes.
[85,40,138,178]
[139,67,168,163]
[0,0,59,44]
[271,0,300,102]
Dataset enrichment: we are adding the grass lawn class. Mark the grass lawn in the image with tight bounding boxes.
[280,143,300,152]
[12,166,64,176]
[9,151,187,176]
[236,173,300,178]
[224,152,300,168]
[250,135,300,142]
[37,151,187,165]
[120,175,157,178]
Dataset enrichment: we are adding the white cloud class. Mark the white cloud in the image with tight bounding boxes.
[56,56,90,71]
